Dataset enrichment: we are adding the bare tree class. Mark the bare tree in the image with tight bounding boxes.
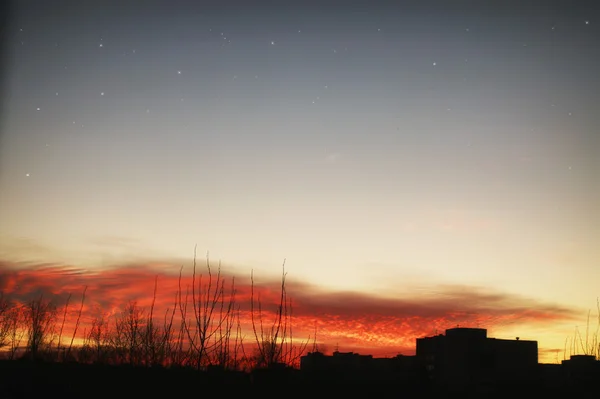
[0,295,25,360]
[230,305,246,370]
[7,307,25,360]
[56,293,72,361]
[250,262,309,369]
[0,293,12,350]
[182,248,236,370]
[140,275,178,367]
[82,310,110,363]
[66,286,87,361]
[24,295,57,360]
[159,281,179,367]
[110,301,146,366]
[176,266,193,367]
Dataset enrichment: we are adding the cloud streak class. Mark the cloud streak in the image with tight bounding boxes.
[0,259,577,357]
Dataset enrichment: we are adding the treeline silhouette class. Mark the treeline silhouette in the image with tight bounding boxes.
[0,253,308,371]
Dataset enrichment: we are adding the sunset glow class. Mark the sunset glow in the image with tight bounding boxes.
[0,259,588,363]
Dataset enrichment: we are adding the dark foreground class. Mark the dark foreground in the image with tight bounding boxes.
[0,360,597,399]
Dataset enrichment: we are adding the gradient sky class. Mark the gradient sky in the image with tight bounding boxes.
[0,1,598,361]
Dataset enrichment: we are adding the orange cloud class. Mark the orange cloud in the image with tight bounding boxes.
[0,259,577,358]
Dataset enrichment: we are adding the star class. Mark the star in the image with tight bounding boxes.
[99,43,103,48]
[585,20,589,25]
[100,92,104,96]
[433,62,437,66]
[36,107,40,111]
[177,70,182,75]
[55,92,59,96]
[26,173,30,177]
[271,41,275,45]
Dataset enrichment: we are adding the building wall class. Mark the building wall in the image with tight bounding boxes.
[416,334,445,381]
[416,328,538,386]
[487,338,538,380]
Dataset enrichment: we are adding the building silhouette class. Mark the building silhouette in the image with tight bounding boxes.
[300,350,419,383]
[560,354,600,385]
[416,327,537,385]
[301,327,539,386]
[299,327,600,392]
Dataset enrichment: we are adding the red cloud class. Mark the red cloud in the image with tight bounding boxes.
[0,259,577,359]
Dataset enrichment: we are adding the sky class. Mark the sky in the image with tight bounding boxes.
[0,0,599,362]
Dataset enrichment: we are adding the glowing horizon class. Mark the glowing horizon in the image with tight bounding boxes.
[1,259,596,363]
